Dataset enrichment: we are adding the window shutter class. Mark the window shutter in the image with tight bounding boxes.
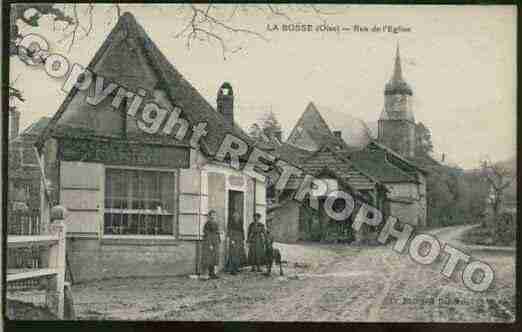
[255,179,267,224]
[60,161,104,235]
[245,177,255,227]
[178,169,207,240]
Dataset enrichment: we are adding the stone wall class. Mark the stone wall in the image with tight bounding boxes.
[386,178,427,228]
[389,201,418,226]
[66,238,196,282]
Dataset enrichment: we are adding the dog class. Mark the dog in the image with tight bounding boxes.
[264,231,284,276]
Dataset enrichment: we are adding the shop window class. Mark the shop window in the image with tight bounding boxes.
[104,168,176,235]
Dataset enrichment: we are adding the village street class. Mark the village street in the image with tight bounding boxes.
[62,224,515,322]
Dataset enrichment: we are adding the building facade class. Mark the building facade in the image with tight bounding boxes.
[280,75,428,235]
[268,142,377,243]
[35,13,267,282]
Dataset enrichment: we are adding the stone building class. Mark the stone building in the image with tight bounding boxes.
[35,13,268,282]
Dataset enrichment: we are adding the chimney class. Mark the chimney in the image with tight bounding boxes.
[9,107,20,140]
[217,82,234,126]
[333,130,342,138]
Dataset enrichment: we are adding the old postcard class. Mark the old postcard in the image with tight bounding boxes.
[3,3,517,325]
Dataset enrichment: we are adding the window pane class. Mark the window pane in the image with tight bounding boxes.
[104,169,175,235]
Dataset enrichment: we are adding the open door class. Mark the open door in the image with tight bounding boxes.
[228,191,244,225]
[227,190,246,268]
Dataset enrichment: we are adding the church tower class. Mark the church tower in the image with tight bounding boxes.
[378,45,416,158]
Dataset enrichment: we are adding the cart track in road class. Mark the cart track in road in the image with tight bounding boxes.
[366,253,396,321]
[69,225,514,321]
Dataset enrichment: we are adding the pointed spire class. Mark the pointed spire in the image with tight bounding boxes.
[392,42,403,81]
[384,42,412,96]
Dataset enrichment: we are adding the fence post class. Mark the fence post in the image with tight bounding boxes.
[48,205,67,319]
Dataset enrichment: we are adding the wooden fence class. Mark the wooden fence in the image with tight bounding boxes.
[8,210,41,236]
[6,207,67,319]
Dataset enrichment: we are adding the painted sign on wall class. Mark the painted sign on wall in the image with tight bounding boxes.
[60,138,190,168]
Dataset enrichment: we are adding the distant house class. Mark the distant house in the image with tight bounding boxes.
[7,113,50,235]
[34,13,268,282]
[268,141,379,243]
[269,46,431,242]
[348,141,428,228]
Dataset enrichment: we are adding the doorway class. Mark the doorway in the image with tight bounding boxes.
[227,190,246,269]
[228,190,244,231]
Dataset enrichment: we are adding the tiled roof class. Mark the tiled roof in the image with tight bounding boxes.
[409,153,441,168]
[347,148,417,183]
[36,12,254,156]
[312,104,373,149]
[273,143,315,167]
[368,141,428,175]
[287,102,348,151]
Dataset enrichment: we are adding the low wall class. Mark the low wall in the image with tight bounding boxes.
[389,201,422,227]
[67,237,197,283]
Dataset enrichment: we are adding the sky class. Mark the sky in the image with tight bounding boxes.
[10,4,517,169]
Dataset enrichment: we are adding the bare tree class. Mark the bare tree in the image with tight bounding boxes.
[9,4,343,102]
[480,158,516,225]
[11,4,342,59]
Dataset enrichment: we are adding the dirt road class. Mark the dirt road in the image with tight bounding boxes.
[65,225,515,321]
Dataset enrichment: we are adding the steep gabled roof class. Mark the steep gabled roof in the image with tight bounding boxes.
[312,104,373,149]
[287,102,347,150]
[36,12,254,156]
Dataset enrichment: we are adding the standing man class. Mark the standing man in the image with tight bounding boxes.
[201,210,221,279]
[226,211,246,275]
[247,213,266,272]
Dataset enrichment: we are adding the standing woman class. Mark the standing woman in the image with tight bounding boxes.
[225,211,247,275]
[247,213,266,272]
[201,210,221,279]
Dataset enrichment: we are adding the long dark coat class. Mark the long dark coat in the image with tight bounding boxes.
[201,218,220,268]
[247,221,266,266]
[225,217,247,271]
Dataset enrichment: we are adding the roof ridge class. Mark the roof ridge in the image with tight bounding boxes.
[369,141,426,173]
[36,12,254,156]
[314,145,382,185]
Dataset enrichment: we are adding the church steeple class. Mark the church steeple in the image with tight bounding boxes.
[385,43,412,96]
[378,44,416,158]
[392,44,403,81]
